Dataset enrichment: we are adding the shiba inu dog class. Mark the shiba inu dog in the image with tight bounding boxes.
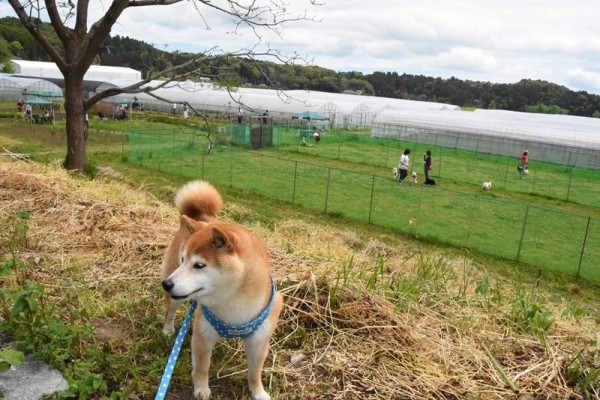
[160,181,283,400]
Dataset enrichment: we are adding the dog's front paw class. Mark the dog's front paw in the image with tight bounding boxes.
[252,390,271,400]
[193,386,211,400]
[162,323,175,336]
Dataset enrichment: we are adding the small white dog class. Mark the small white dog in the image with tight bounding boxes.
[411,171,418,186]
[393,167,399,179]
[482,181,492,191]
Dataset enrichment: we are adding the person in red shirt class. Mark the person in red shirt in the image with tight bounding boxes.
[518,150,529,179]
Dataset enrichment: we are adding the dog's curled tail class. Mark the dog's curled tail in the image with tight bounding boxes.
[174,180,223,221]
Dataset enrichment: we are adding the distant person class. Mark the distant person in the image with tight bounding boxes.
[262,110,269,124]
[313,127,321,143]
[518,150,529,179]
[171,102,177,115]
[397,148,411,184]
[183,104,189,119]
[16,100,23,113]
[25,104,32,122]
[238,107,244,123]
[115,106,127,120]
[424,150,432,183]
[132,97,140,111]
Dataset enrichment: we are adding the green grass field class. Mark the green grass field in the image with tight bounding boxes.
[2,111,600,399]
[124,128,600,283]
[1,113,598,282]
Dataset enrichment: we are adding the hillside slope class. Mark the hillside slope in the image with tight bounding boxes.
[0,158,598,399]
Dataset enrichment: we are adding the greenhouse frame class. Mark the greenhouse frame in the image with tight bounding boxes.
[0,75,63,101]
[372,109,600,169]
[2,59,600,169]
[9,59,141,81]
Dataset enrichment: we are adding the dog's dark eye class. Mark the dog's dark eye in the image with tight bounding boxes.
[193,262,207,270]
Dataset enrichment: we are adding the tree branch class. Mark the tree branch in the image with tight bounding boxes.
[7,0,67,69]
[85,55,207,108]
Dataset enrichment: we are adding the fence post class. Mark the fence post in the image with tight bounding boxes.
[465,195,478,247]
[415,184,425,237]
[229,148,233,188]
[260,153,264,193]
[200,152,204,180]
[516,205,530,261]
[566,169,573,202]
[503,158,510,189]
[386,147,390,169]
[576,216,592,279]
[368,175,375,223]
[292,161,298,204]
[325,167,331,213]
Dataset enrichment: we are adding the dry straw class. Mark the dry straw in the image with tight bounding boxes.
[1,158,598,399]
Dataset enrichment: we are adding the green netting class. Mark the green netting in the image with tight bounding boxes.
[124,128,600,283]
[229,124,249,145]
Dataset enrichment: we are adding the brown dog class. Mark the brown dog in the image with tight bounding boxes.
[160,181,283,400]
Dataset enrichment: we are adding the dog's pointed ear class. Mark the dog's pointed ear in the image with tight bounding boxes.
[211,226,234,252]
[180,215,206,234]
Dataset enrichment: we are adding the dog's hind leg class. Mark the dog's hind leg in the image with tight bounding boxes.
[162,295,184,335]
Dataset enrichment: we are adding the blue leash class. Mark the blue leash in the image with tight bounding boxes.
[155,300,197,400]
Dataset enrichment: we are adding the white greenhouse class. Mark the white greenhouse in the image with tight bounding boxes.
[103,81,459,127]
[10,59,141,81]
[2,59,600,169]
[0,75,63,101]
[371,108,600,169]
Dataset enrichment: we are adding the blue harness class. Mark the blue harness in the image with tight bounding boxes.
[201,277,277,339]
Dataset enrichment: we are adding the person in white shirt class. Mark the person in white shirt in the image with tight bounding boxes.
[398,149,411,184]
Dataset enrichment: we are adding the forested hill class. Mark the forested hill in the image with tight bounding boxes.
[2,16,600,117]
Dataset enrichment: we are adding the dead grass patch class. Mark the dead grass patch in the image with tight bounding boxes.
[1,158,598,399]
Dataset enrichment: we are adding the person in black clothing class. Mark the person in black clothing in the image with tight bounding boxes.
[424,150,432,183]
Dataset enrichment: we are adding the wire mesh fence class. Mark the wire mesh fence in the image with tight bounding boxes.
[125,128,600,283]
[268,126,600,208]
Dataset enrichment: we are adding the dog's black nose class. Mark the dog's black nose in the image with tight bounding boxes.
[162,279,174,292]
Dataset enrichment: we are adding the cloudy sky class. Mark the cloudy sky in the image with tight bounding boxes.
[2,0,600,94]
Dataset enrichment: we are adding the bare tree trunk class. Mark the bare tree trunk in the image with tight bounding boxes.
[63,77,86,171]
[7,0,317,173]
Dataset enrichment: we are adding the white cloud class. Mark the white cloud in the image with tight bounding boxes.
[2,0,600,94]
[567,68,600,93]
[434,47,498,73]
